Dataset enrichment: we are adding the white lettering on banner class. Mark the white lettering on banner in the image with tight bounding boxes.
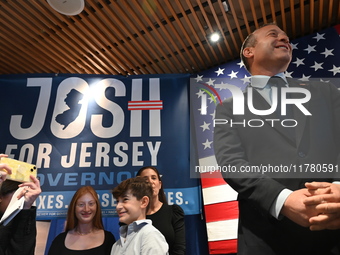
[100,193,116,207]
[9,77,162,140]
[10,78,52,139]
[37,171,132,187]
[167,191,184,205]
[36,143,52,168]
[60,143,77,168]
[36,191,184,211]
[114,142,129,166]
[5,141,161,169]
[129,78,162,137]
[59,141,161,168]
[79,143,92,167]
[37,194,64,209]
[95,142,110,167]
[50,77,125,138]
[147,141,161,165]
[90,78,125,138]
[149,78,162,136]
[5,143,52,168]
[130,141,161,166]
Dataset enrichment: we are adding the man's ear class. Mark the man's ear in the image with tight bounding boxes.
[141,196,149,209]
[243,47,254,59]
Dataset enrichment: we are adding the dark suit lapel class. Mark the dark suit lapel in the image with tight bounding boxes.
[287,78,311,146]
[246,85,277,119]
[247,85,296,144]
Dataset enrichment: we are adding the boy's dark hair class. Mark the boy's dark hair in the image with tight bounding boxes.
[136,166,168,205]
[112,176,153,212]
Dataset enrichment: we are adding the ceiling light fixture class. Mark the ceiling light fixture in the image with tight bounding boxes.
[222,1,229,12]
[47,0,85,16]
[209,32,221,43]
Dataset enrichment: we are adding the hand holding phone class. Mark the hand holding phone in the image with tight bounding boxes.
[0,158,37,182]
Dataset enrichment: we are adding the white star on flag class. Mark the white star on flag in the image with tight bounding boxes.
[321,48,334,58]
[196,89,205,98]
[310,62,324,71]
[299,74,311,81]
[304,44,317,54]
[313,33,325,41]
[237,61,245,68]
[293,58,305,67]
[215,68,225,76]
[291,42,299,50]
[202,139,213,149]
[206,78,215,86]
[329,65,340,75]
[285,71,293,78]
[215,81,232,90]
[228,70,238,79]
[195,75,203,82]
[200,121,211,131]
[240,75,251,84]
[210,110,215,120]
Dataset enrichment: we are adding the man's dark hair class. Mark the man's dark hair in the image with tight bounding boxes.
[240,22,278,73]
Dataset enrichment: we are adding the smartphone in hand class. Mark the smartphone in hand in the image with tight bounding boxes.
[0,158,37,182]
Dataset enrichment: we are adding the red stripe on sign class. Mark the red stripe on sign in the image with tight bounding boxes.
[128,107,163,110]
[128,100,163,110]
[208,239,238,254]
[204,201,239,222]
[128,104,163,107]
[128,100,162,103]
[128,100,162,105]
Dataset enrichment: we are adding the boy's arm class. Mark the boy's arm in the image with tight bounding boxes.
[141,227,169,255]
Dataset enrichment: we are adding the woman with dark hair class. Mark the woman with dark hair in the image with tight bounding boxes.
[137,166,186,255]
[48,186,115,255]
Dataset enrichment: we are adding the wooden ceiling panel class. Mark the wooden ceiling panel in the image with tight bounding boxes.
[0,0,339,75]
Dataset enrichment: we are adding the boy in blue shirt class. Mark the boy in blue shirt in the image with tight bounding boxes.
[110,176,168,254]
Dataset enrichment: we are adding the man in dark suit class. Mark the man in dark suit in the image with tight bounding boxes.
[214,23,340,255]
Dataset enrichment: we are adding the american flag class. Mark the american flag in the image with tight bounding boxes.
[190,24,340,254]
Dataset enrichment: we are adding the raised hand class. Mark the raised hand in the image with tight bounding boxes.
[18,175,42,209]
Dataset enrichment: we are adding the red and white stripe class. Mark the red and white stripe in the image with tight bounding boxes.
[128,100,163,110]
[200,155,238,254]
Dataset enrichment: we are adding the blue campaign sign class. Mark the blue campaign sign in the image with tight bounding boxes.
[0,73,199,219]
